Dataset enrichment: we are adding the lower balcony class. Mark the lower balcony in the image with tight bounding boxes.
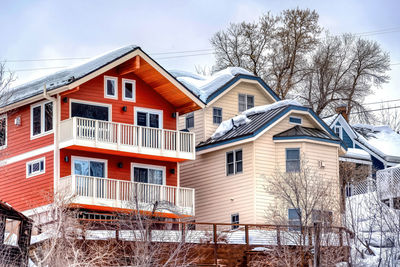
[59,117,195,161]
[59,175,195,217]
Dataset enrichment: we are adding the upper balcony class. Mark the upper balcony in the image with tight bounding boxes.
[59,117,195,161]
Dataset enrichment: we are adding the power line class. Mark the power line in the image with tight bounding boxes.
[355,26,400,36]
[363,98,400,106]
[351,105,400,114]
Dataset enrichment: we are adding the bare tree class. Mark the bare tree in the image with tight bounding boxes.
[375,103,400,133]
[0,61,15,107]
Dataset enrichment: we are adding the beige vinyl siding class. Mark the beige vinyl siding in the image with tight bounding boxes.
[253,113,340,224]
[180,142,256,224]
[178,109,205,143]
[204,81,276,140]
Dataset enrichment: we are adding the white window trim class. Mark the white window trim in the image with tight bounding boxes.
[69,99,112,121]
[26,157,45,178]
[104,76,118,100]
[71,156,108,178]
[134,107,163,129]
[238,93,254,112]
[289,116,302,125]
[122,78,136,102]
[30,100,54,140]
[0,114,7,150]
[226,149,243,176]
[131,163,166,185]
[334,125,343,139]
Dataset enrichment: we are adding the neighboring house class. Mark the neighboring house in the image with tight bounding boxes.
[0,201,33,267]
[0,45,205,222]
[172,67,280,143]
[323,107,400,176]
[178,74,346,226]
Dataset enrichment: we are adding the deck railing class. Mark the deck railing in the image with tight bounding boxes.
[60,117,195,159]
[59,175,195,216]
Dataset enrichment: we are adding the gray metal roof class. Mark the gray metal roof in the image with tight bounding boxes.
[1,45,140,108]
[197,105,288,148]
[274,125,341,141]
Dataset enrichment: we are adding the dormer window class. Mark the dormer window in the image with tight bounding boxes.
[238,94,254,112]
[334,125,343,139]
[104,76,118,99]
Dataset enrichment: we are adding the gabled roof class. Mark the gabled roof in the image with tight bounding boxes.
[197,103,344,152]
[273,125,341,143]
[2,45,205,114]
[170,67,280,104]
[0,201,32,222]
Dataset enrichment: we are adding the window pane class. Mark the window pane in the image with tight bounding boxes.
[286,160,300,172]
[106,79,115,96]
[125,82,133,99]
[28,165,32,175]
[32,162,40,172]
[90,161,105,177]
[74,160,89,176]
[71,102,109,121]
[0,118,5,146]
[149,114,159,128]
[286,149,300,160]
[235,150,242,161]
[227,163,234,175]
[137,112,148,126]
[236,161,243,173]
[247,95,254,109]
[227,152,234,163]
[134,167,148,183]
[186,113,194,128]
[45,102,53,132]
[238,94,246,112]
[149,169,163,185]
[40,161,44,171]
[33,106,41,135]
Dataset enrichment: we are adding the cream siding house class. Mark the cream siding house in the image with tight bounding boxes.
[174,69,345,225]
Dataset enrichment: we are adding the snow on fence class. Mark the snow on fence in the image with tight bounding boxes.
[377,165,400,202]
[346,178,376,197]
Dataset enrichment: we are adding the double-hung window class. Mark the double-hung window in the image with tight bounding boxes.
[26,157,45,178]
[238,94,254,113]
[288,208,301,230]
[231,213,239,230]
[0,115,6,149]
[213,107,222,124]
[31,101,53,138]
[135,107,163,129]
[104,76,118,99]
[122,78,136,102]
[226,149,243,175]
[333,125,343,139]
[186,113,194,129]
[286,148,300,172]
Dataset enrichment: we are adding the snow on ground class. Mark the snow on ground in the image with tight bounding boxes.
[344,148,371,160]
[352,123,400,158]
[211,100,302,139]
[170,67,253,102]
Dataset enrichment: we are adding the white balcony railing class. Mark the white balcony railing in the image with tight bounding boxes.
[59,117,195,160]
[59,175,195,216]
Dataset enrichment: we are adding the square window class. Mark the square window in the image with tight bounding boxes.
[238,94,254,112]
[286,148,300,172]
[104,76,118,99]
[213,108,222,124]
[26,157,45,178]
[123,79,136,102]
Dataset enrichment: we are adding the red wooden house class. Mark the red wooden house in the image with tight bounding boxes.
[0,45,204,222]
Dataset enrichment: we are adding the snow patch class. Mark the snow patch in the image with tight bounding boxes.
[170,67,253,102]
[344,148,371,160]
[211,100,302,139]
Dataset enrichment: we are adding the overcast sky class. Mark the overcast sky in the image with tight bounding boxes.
[1,0,399,107]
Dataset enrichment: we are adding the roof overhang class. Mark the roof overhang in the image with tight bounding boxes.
[197,105,347,154]
[206,75,280,105]
[0,48,205,115]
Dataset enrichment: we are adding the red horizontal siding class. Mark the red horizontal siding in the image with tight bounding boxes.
[61,68,177,130]
[0,105,53,161]
[0,151,53,211]
[60,149,178,186]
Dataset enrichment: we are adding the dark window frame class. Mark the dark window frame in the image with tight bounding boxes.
[286,148,300,173]
[231,213,239,230]
[213,107,223,124]
[186,112,194,129]
[226,149,243,176]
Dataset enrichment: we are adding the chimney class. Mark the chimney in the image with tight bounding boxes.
[335,104,348,122]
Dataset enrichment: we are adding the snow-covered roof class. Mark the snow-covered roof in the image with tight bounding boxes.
[211,100,302,139]
[1,45,139,108]
[342,148,371,161]
[170,67,278,103]
[352,124,400,159]
[322,114,339,127]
